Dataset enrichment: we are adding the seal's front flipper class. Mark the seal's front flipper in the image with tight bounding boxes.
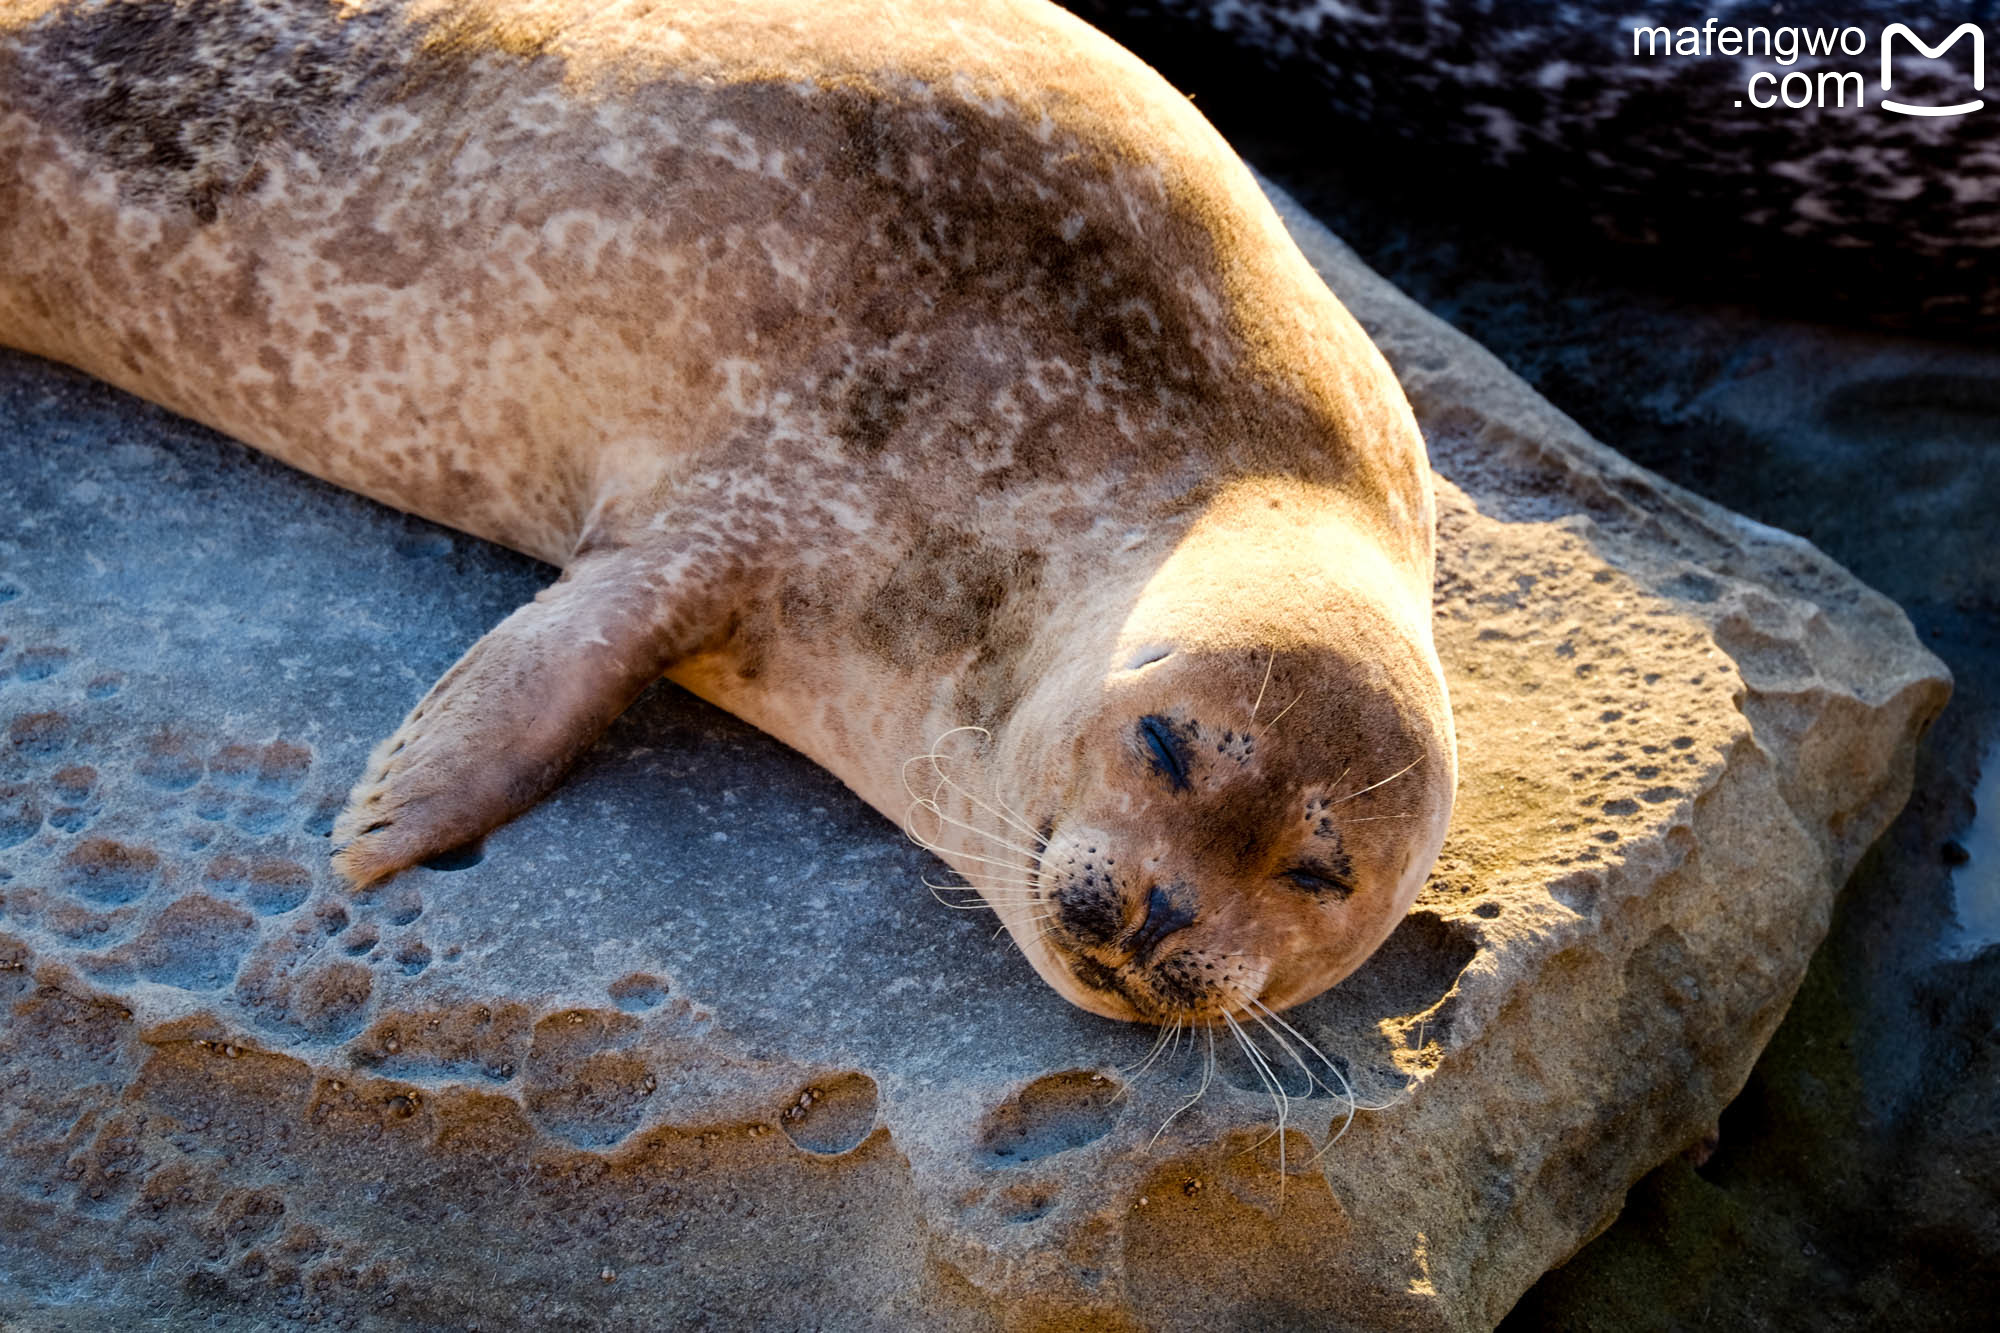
[330,546,707,887]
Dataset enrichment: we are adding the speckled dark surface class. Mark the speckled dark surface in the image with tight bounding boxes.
[1068,0,2000,331]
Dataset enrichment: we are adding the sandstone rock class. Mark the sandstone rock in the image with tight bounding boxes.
[0,180,1947,1330]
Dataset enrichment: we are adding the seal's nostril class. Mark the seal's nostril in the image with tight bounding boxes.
[1130,885,1196,963]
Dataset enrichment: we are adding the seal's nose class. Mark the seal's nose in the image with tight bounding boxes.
[1129,885,1196,963]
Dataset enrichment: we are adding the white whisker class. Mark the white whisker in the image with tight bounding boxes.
[1122,1018,1180,1085]
[928,870,1041,889]
[1249,999,1398,1158]
[1249,649,1276,724]
[1328,754,1423,808]
[903,820,1040,877]
[909,799,1044,862]
[1223,1012,1290,1174]
[907,725,1048,848]
[923,882,1041,910]
[930,769,1048,848]
[1151,1025,1216,1148]
[926,891,1000,911]
[1260,689,1304,734]
[1248,1007,1323,1100]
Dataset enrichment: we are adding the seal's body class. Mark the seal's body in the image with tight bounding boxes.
[0,0,1454,1023]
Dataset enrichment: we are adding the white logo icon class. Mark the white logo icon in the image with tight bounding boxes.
[1880,22,1985,116]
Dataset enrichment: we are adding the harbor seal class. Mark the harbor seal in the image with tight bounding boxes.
[0,0,1456,1024]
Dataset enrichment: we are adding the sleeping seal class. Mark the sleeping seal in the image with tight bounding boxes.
[0,0,1455,1023]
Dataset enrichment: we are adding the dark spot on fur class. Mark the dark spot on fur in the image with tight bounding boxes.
[749,299,797,339]
[858,529,1043,672]
[838,362,912,457]
[442,466,494,508]
[224,252,262,320]
[1147,954,1212,1011]
[1055,878,1125,948]
[17,0,566,222]
[834,93,889,174]
[773,575,839,638]
[20,0,368,220]
[254,344,295,405]
[810,83,1289,490]
[953,578,1049,731]
[1067,954,1120,996]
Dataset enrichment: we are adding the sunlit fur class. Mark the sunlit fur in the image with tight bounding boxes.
[894,479,1456,1025]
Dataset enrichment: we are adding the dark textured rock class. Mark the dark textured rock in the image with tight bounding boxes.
[1068,1,2000,330]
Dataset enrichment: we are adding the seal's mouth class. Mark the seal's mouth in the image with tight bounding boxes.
[1045,939,1274,1025]
[1024,870,1273,1024]
[1012,816,1267,1023]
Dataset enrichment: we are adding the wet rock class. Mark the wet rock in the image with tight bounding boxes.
[0,180,1946,1329]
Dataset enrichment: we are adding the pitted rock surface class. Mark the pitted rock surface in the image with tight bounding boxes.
[0,181,1947,1329]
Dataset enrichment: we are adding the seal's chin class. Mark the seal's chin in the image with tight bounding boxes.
[1004,913,1276,1025]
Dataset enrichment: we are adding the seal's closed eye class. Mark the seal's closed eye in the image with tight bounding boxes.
[1137,715,1190,792]
[1280,866,1353,899]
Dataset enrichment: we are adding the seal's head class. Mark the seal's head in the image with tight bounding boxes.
[981,487,1456,1024]
[1023,641,1450,1023]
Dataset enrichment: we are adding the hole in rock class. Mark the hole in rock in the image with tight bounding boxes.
[977,1069,1122,1165]
[381,889,423,926]
[132,894,256,991]
[420,839,485,872]
[524,1049,655,1149]
[779,1071,880,1156]
[136,730,201,790]
[1326,910,1480,1023]
[14,647,69,681]
[995,1182,1055,1224]
[9,710,72,755]
[0,783,42,848]
[608,973,667,1012]
[62,838,159,904]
